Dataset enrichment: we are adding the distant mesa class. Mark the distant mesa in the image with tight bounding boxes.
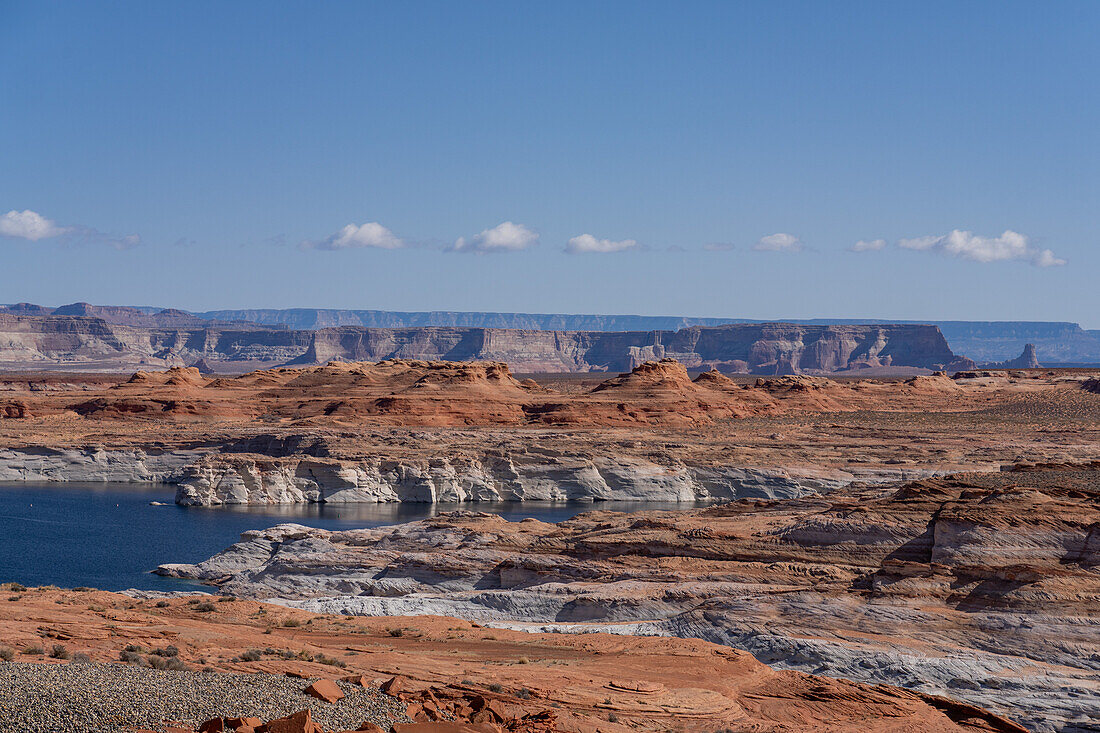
[6,299,1100,363]
[0,309,976,375]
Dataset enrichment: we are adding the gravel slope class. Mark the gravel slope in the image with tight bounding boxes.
[0,662,409,733]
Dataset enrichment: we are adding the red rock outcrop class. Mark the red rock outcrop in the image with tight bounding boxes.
[0,588,1028,732]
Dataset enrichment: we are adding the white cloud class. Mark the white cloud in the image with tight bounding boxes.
[849,238,886,252]
[753,232,803,252]
[0,209,69,240]
[898,229,1064,267]
[452,221,538,253]
[310,222,404,250]
[0,209,139,249]
[703,242,735,251]
[565,233,639,254]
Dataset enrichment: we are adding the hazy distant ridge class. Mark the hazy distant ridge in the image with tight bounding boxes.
[198,308,1100,362]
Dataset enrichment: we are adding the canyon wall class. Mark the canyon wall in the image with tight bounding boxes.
[285,323,972,373]
[8,303,1100,362]
[170,453,922,506]
[0,313,971,373]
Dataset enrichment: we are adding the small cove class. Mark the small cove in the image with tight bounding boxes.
[0,483,708,592]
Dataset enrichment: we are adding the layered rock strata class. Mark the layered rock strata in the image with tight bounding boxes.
[0,312,973,373]
[158,464,1100,732]
[0,588,1027,732]
[171,453,896,506]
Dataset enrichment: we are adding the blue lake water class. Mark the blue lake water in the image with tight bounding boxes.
[0,483,704,592]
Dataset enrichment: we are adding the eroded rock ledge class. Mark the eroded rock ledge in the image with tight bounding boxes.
[171,453,928,506]
[158,463,1100,732]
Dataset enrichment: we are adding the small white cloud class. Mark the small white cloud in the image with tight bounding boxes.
[1031,248,1066,268]
[0,209,139,249]
[898,229,1064,267]
[452,221,538,253]
[703,242,735,251]
[849,238,886,252]
[0,209,69,240]
[753,233,803,252]
[309,222,404,250]
[565,233,638,254]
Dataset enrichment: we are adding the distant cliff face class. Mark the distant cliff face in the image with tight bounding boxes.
[0,314,311,368]
[193,309,1100,363]
[7,304,1100,363]
[0,314,969,373]
[296,323,970,374]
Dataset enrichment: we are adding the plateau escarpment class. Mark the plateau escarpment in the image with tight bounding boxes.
[293,322,974,374]
[158,463,1100,732]
[0,312,973,374]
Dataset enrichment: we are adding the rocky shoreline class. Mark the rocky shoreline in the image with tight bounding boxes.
[0,445,952,506]
[155,463,1100,732]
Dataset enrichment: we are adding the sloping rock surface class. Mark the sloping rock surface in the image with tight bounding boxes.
[158,464,1100,731]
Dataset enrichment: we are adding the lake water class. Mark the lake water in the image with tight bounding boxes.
[0,483,705,592]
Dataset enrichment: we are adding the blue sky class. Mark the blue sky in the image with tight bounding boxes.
[1,1,1097,325]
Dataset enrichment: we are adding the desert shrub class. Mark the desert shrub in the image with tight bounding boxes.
[1,583,27,592]
[155,600,170,608]
[193,602,216,613]
[516,688,532,700]
[608,712,619,723]
[387,627,403,637]
[119,650,150,666]
[0,646,14,661]
[72,587,96,592]
[21,644,44,655]
[164,657,189,671]
[71,652,92,664]
[151,645,179,658]
[218,596,236,602]
[147,654,188,670]
[517,656,530,664]
[315,654,346,668]
[238,649,263,662]
[488,683,503,693]
[282,618,301,628]
[124,644,145,654]
[49,644,70,660]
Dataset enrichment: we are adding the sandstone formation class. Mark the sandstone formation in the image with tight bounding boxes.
[981,344,1041,369]
[0,587,1028,732]
[9,303,1100,363]
[156,463,1100,732]
[0,312,974,374]
[2,361,1100,506]
[292,323,975,374]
